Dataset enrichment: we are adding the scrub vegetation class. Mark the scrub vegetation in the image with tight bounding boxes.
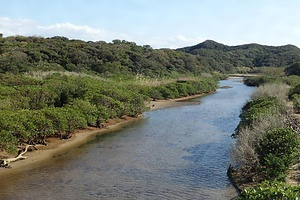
[232,78,300,198]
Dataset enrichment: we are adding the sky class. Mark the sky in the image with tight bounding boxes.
[1,0,300,49]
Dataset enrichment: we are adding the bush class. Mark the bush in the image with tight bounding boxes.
[65,100,99,126]
[237,96,281,131]
[0,73,218,152]
[231,113,285,169]
[244,76,277,87]
[239,180,300,199]
[0,130,18,153]
[285,62,300,76]
[292,94,300,113]
[250,83,290,104]
[289,84,300,99]
[256,128,299,180]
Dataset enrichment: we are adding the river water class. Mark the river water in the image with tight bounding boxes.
[0,78,254,200]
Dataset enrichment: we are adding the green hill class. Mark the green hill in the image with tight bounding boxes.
[0,35,210,77]
[177,40,300,73]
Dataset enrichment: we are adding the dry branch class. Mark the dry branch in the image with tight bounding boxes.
[0,145,33,168]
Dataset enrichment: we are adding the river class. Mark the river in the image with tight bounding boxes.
[0,78,255,199]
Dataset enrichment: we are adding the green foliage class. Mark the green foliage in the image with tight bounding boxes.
[0,73,216,151]
[289,84,300,99]
[0,130,18,153]
[239,180,300,199]
[0,35,222,152]
[244,75,300,87]
[237,97,280,130]
[244,76,278,86]
[0,35,213,77]
[292,94,300,113]
[178,40,300,73]
[256,128,299,180]
[285,62,300,76]
[140,78,217,100]
[65,100,99,126]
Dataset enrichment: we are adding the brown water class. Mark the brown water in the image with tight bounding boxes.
[0,78,254,199]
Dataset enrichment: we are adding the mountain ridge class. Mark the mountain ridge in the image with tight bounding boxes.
[176,40,300,72]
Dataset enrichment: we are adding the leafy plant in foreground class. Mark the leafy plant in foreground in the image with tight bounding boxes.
[256,128,299,180]
[239,180,300,200]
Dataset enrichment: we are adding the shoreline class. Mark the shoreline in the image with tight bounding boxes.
[148,92,213,110]
[0,92,210,176]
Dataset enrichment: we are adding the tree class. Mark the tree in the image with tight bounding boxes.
[285,62,300,76]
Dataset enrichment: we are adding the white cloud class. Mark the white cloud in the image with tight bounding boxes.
[0,17,205,49]
[0,17,130,43]
[36,22,130,42]
[142,35,205,49]
[0,17,38,35]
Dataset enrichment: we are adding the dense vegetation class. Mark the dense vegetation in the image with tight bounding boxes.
[2,35,300,76]
[0,35,226,154]
[178,40,300,73]
[0,35,211,77]
[238,180,300,200]
[232,77,300,198]
[235,96,281,132]
[0,72,217,153]
[244,74,300,87]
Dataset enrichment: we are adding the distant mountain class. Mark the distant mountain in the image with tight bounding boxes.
[177,40,300,73]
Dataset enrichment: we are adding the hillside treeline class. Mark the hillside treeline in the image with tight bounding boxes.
[178,40,300,73]
[2,35,300,77]
[0,35,209,77]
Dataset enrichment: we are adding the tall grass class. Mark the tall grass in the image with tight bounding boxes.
[251,83,290,104]
[232,112,286,168]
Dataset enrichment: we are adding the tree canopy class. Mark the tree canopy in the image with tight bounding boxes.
[0,36,209,77]
[177,40,300,73]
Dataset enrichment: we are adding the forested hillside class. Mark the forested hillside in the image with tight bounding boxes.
[177,40,300,73]
[0,35,210,77]
[1,35,300,76]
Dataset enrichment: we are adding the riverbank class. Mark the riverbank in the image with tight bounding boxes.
[148,92,213,110]
[0,116,141,176]
[0,92,212,176]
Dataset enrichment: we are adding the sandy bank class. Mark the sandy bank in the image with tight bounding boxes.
[0,92,211,176]
[0,117,140,176]
[148,92,213,110]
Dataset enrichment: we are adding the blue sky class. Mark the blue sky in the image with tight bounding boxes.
[1,0,300,48]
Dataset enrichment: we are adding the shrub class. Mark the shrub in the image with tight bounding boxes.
[289,84,300,99]
[237,96,281,131]
[231,113,285,169]
[292,94,300,113]
[244,76,277,87]
[256,128,299,180]
[0,130,18,153]
[65,100,99,126]
[250,83,290,104]
[43,107,68,133]
[285,62,300,76]
[239,180,300,199]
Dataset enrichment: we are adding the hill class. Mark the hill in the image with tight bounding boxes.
[177,40,300,73]
[0,35,210,77]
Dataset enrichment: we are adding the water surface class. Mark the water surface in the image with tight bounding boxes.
[0,78,254,199]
